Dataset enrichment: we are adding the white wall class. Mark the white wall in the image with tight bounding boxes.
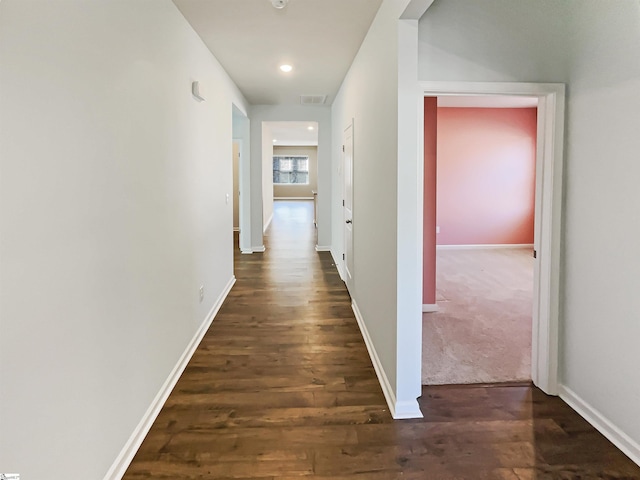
[418,0,640,461]
[0,1,248,479]
[560,0,640,456]
[331,0,422,417]
[249,105,332,249]
[418,0,570,83]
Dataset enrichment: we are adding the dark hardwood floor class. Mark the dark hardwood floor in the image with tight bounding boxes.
[123,200,640,479]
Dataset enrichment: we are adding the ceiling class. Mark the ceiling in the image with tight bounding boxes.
[173,0,384,105]
[267,121,319,146]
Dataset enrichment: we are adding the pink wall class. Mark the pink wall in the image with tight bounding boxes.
[436,107,537,245]
[423,97,437,305]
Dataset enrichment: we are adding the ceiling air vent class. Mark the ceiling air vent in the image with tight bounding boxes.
[300,95,327,105]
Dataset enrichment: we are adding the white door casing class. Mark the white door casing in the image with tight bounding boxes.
[232,104,252,255]
[343,122,354,291]
[232,141,240,232]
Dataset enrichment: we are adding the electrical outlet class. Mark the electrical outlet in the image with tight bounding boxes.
[225,193,230,204]
[199,285,204,302]
[436,226,440,234]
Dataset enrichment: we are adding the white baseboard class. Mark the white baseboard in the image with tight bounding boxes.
[422,303,438,313]
[559,384,640,467]
[103,276,236,480]
[274,197,314,200]
[315,245,331,252]
[393,400,424,419]
[263,214,273,234]
[351,300,422,420]
[437,244,534,250]
[337,263,345,281]
[351,301,395,416]
[330,250,345,281]
[233,227,240,232]
[252,245,266,253]
[240,248,253,254]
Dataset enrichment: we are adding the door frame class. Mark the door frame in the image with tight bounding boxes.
[236,136,252,254]
[418,81,565,395]
[343,120,355,293]
[232,104,252,254]
[232,140,241,227]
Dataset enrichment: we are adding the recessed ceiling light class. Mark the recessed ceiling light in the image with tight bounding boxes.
[273,139,277,143]
[279,64,293,73]
[307,126,314,131]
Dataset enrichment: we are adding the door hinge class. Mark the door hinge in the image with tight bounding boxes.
[342,145,345,152]
[342,199,345,206]
[343,253,345,260]
[533,249,537,259]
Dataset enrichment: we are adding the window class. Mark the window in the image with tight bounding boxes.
[273,155,309,185]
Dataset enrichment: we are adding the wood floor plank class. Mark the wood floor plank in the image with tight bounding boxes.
[123,200,640,479]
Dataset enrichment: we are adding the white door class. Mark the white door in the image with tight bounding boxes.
[343,122,354,291]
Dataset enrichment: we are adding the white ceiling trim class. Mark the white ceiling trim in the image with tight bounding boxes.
[437,95,539,108]
[401,0,436,20]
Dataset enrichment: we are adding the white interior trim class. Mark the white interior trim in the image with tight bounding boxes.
[103,276,236,480]
[436,244,534,250]
[422,304,438,313]
[252,245,266,253]
[352,300,423,420]
[315,245,331,252]
[274,197,314,200]
[331,250,345,281]
[419,81,565,396]
[232,108,252,256]
[401,0,436,19]
[263,213,273,234]
[559,385,640,467]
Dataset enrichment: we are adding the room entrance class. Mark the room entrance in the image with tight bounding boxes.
[419,82,566,396]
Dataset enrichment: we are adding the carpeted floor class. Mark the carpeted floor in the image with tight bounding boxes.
[422,247,534,385]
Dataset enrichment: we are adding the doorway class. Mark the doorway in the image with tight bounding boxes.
[423,98,538,385]
[262,121,319,240]
[232,140,240,249]
[419,82,565,396]
[232,104,251,254]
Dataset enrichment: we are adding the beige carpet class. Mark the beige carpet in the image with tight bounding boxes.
[422,247,534,385]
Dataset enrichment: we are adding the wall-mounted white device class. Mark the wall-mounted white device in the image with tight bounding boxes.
[192,81,205,101]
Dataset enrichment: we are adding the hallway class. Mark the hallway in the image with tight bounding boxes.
[123,201,640,479]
